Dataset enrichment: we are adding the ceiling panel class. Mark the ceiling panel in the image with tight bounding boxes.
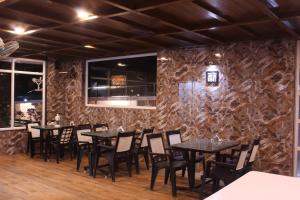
[143,1,223,29]
[0,0,298,59]
[200,0,269,22]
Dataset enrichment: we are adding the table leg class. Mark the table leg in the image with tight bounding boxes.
[44,131,50,162]
[39,129,44,158]
[188,151,196,189]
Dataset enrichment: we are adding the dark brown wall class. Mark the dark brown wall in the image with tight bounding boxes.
[0,39,296,176]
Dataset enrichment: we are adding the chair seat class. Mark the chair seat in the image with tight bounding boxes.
[156,160,186,169]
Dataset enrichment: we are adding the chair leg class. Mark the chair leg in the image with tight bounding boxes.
[150,167,159,190]
[55,145,60,164]
[77,148,83,171]
[170,169,177,197]
[212,178,219,192]
[69,145,73,160]
[182,167,186,177]
[26,137,30,154]
[110,160,116,182]
[164,169,170,184]
[30,141,34,158]
[127,156,132,177]
[143,151,149,170]
[134,154,140,174]
[88,151,93,176]
[93,152,100,178]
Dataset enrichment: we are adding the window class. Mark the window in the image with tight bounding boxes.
[86,53,156,109]
[0,58,45,130]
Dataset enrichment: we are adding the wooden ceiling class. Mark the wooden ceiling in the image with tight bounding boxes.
[1,0,300,60]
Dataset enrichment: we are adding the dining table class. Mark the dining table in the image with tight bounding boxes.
[172,138,240,192]
[31,124,74,161]
[205,171,300,200]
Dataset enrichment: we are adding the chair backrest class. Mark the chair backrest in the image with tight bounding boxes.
[26,122,40,138]
[147,133,165,154]
[94,123,109,132]
[115,131,135,153]
[248,138,260,163]
[140,128,154,148]
[166,129,182,146]
[76,124,92,143]
[235,144,249,171]
[142,127,154,134]
[58,126,74,144]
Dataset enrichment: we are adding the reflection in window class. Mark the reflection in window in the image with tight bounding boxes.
[0,60,11,70]
[0,58,44,130]
[87,54,157,108]
[14,74,43,127]
[0,72,11,128]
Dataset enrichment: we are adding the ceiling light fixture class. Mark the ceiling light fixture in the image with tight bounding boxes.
[84,45,96,49]
[117,62,126,67]
[76,9,98,21]
[214,53,222,58]
[8,26,36,35]
[158,57,169,61]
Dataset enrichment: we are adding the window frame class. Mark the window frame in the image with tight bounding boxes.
[85,53,157,110]
[0,58,46,131]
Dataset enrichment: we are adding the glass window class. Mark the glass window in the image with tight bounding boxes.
[0,60,11,70]
[15,61,43,72]
[0,72,11,128]
[14,74,43,127]
[0,58,45,130]
[87,54,157,108]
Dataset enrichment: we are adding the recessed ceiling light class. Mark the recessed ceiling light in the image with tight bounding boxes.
[84,45,96,49]
[8,26,36,35]
[214,53,222,58]
[117,62,126,67]
[76,9,98,21]
[158,57,169,61]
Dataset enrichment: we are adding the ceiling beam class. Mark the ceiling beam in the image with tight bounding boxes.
[0,0,20,8]
[192,0,256,37]
[252,0,299,38]
[100,0,224,44]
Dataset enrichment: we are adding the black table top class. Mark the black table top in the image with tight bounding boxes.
[31,124,73,130]
[172,138,240,153]
[81,130,119,138]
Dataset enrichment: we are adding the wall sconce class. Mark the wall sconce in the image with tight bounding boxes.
[206,71,219,86]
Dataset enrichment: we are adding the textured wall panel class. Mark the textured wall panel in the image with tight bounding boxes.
[46,39,295,175]
[0,39,296,176]
[156,39,296,175]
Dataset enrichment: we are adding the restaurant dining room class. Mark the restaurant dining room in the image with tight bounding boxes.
[1,0,300,199]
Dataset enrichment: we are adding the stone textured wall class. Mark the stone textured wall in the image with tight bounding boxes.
[0,130,27,154]
[156,39,296,175]
[0,39,296,175]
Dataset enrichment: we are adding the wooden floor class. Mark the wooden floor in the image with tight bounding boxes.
[0,154,202,200]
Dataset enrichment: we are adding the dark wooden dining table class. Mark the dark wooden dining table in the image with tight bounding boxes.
[31,124,73,161]
[172,138,240,192]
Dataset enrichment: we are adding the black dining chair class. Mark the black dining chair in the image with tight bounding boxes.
[50,126,74,163]
[166,129,206,176]
[26,122,41,158]
[74,124,93,171]
[93,131,136,182]
[245,137,260,172]
[147,133,188,197]
[93,123,109,132]
[132,128,154,174]
[204,144,249,192]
